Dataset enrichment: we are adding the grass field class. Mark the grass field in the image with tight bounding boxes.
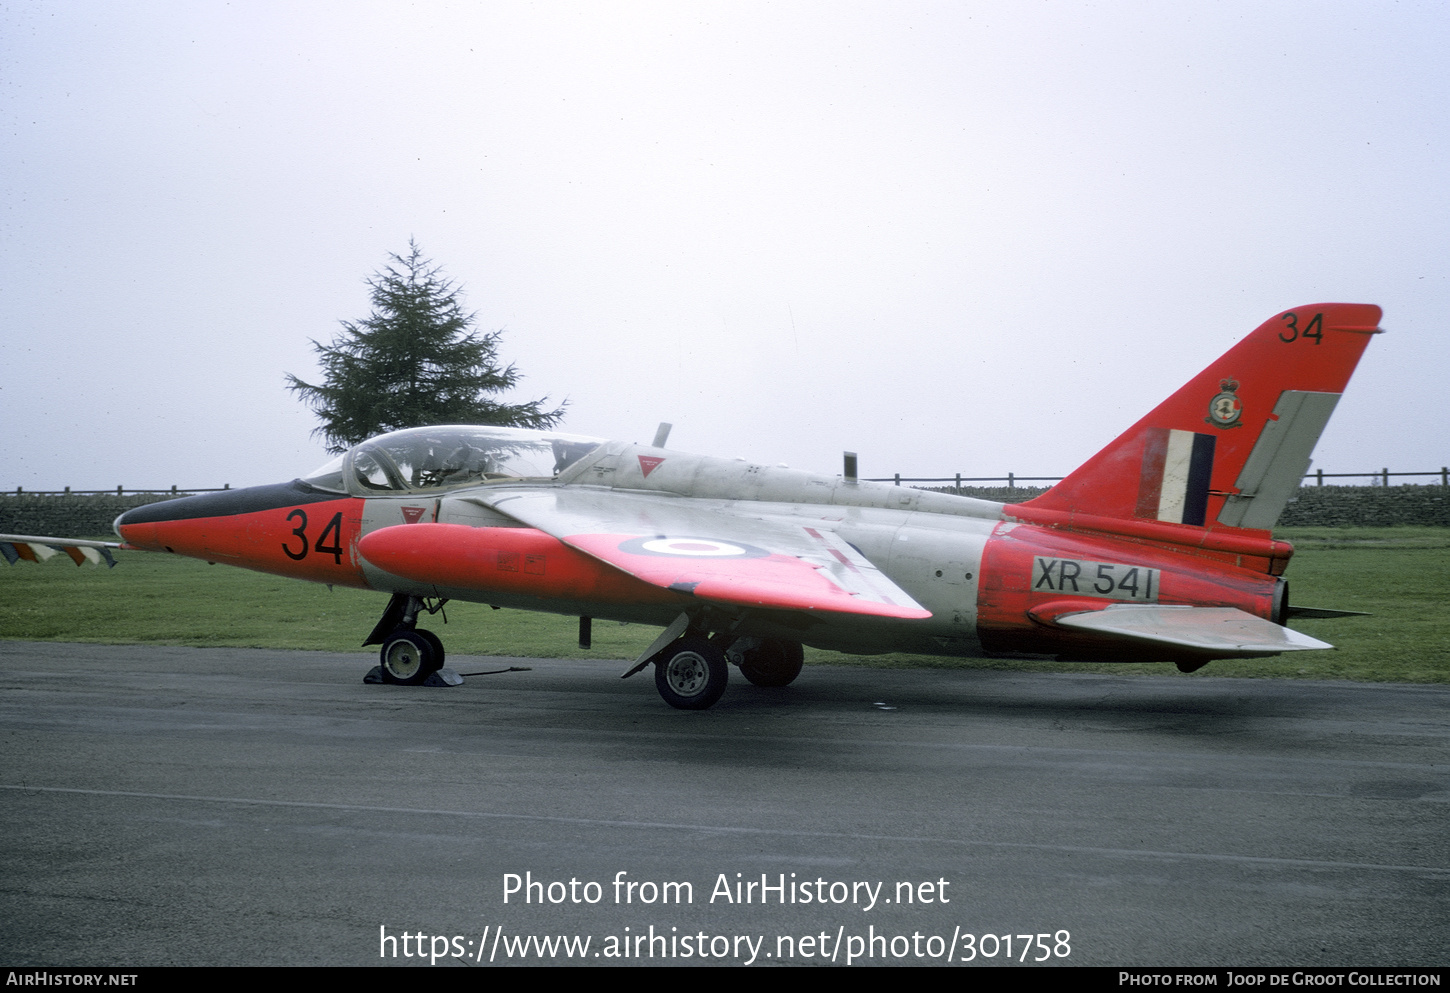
[2,526,1446,682]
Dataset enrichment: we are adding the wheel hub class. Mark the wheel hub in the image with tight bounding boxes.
[384,640,422,679]
[665,653,708,696]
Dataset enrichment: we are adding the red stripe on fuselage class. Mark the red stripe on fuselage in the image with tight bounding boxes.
[117,497,370,588]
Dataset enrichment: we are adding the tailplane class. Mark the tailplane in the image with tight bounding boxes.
[1020,304,1382,532]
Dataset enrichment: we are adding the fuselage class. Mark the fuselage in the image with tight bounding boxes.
[114,428,1286,661]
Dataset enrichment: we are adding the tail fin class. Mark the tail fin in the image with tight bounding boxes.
[1021,304,1382,532]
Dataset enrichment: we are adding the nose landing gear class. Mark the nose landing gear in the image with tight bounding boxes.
[365,593,455,686]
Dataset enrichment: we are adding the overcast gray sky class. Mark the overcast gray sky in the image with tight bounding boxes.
[3,1,1446,491]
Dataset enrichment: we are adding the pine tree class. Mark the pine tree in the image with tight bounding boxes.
[287,241,565,453]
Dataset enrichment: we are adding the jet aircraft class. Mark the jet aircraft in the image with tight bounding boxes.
[2,303,1381,709]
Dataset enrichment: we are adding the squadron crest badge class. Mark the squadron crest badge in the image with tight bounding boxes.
[1206,378,1243,428]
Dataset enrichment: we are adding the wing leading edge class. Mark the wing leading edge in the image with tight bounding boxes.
[475,488,930,620]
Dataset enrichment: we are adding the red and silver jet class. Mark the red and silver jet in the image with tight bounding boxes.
[4,303,1381,709]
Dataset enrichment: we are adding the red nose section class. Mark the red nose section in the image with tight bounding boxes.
[357,523,676,605]
[113,484,368,587]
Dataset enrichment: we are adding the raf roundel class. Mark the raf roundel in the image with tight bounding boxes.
[619,535,770,559]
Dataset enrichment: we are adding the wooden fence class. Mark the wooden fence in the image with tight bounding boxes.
[7,467,1449,497]
[866,468,1450,491]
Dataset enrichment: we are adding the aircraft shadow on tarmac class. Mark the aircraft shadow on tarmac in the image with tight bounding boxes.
[451,659,1352,759]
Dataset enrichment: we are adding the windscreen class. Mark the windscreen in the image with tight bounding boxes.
[332,425,604,494]
[300,453,347,492]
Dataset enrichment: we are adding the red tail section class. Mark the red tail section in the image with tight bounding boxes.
[1016,304,1381,536]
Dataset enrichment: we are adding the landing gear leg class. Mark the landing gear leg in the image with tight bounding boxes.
[365,593,450,686]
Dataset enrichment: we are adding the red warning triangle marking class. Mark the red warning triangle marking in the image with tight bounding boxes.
[638,455,665,478]
[401,506,427,524]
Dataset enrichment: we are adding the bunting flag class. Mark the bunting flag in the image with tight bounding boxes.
[0,535,119,567]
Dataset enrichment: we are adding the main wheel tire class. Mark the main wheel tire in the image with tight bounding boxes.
[654,635,729,710]
[415,628,446,670]
[379,629,441,685]
[739,639,804,687]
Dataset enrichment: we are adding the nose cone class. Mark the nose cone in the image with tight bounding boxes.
[113,509,140,543]
[115,489,235,548]
[113,481,323,549]
[115,489,222,535]
[113,487,217,542]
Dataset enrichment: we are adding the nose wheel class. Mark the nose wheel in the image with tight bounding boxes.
[378,627,445,685]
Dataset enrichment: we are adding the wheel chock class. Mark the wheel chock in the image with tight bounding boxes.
[363,666,463,686]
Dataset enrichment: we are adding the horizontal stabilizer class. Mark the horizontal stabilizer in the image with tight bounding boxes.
[0,534,120,567]
[1284,605,1370,619]
[1054,604,1332,657]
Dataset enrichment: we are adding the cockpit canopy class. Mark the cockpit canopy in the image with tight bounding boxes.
[300,425,605,496]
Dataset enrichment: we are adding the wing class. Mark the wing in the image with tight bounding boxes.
[0,534,121,567]
[1053,604,1332,657]
[473,488,930,620]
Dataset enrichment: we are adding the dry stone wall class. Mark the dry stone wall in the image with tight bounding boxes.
[0,494,183,538]
[937,485,1450,527]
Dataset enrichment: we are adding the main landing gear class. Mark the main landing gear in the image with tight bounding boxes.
[365,594,450,686]
[728,637,805,688]
[642,627,805,710]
